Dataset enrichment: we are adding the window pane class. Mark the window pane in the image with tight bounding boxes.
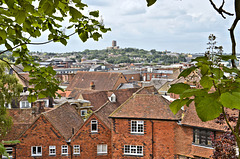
[124,145,130,153]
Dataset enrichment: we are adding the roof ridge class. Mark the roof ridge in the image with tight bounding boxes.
[94,101,110,113]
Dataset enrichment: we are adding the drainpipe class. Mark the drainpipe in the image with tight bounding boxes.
[151,120,154,159]
[66,139,72,159]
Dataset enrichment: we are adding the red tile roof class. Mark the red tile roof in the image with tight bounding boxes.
[180,103,228,131]
[66,71,127,91]
[109,94,179,120]
[43,102,84,140]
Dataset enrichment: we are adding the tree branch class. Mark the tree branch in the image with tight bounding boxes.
[209,0,234,19]
[229,18,239,68]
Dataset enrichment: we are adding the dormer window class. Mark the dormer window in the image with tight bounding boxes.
[108,93,116,103]
[20,101,31,108]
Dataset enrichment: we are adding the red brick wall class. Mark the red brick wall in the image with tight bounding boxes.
[111,118,178,158]
[16,115,70,159]
[71,114,111,159]
[175,125,217,158]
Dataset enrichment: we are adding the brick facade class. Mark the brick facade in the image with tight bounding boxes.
[16,115,70,159]
[71,114,111,159]
[111,118,178,158]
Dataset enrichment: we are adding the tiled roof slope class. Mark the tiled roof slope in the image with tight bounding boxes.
[109,94,179,120]
[181,103,227,131]
[69,88,140,111]
[95,88,140,128]
[43,102,84,140]
[66,71,127,91]
[4,108,50,141]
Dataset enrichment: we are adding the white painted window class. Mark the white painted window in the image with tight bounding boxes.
[61,145,68,155]
[49,146,56,156]
[73,145,80,155]
[81,109,87,116]
[97,144,107,154]
[91,120,98,133]
[2,147,13,159]
[131,120,144,134]
[20,101,31,108]
[31,146,42,157]
[124,145,143,156]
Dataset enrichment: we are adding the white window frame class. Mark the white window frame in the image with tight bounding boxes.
[131,120,144,134]
[2,147,13,159]
[91,120,98,133]
[81,109,87,116]
[49,146,56,156]
[124,145,143,156]
[31,146,42,157]
[44,99,49,107]
[97,144,107,154]
[73,145,80,155]
[61,145,68,155]
[20,101,31,108]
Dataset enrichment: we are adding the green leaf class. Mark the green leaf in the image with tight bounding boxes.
[178,66,196,78]
[28,95,37,103]
[92,32,102,41]
[220,92,240,109]
[195,98,222,122]
[219,55,237,61]
[181,89,208,98]
[79,31,88,42]
[200,76,213,89]
[89,11,99,17]
[169,99,188,114]
[60,38,67,46]
[69,7,82,20]
[16,10,26,24]
[168,83,190,94]
[146,0,157,7]
[212,68,223,79]
[0,30,7,40]
[200,64,209,76]
[23,65,32,72]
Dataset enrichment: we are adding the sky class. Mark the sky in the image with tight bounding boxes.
[27,0,240,53]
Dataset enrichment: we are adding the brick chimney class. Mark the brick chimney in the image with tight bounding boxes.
[90,81,95,90]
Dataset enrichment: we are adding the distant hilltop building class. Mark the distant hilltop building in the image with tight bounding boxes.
[107,40,119,49]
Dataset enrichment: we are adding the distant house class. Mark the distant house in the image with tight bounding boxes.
[66,71,128,91]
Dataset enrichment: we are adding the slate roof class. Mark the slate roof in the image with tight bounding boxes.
[66,71,127,91]
[43,102,84,140]
[109,94,179,120]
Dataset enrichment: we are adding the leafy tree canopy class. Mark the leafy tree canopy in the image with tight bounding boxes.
[0,0,110,102]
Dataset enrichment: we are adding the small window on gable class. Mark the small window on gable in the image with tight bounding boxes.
[91,120,98,133]
[20,101,31,108]
[31,146,42,157]
[131,120,144,134]
[73,145,80,155]
[81,109,87,116]
[2,147,13,159]
[61,145,68,155]
[108,93,116,103]
[49,146,56,156]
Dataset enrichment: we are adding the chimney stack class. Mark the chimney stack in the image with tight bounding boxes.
[90,81,95,90]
